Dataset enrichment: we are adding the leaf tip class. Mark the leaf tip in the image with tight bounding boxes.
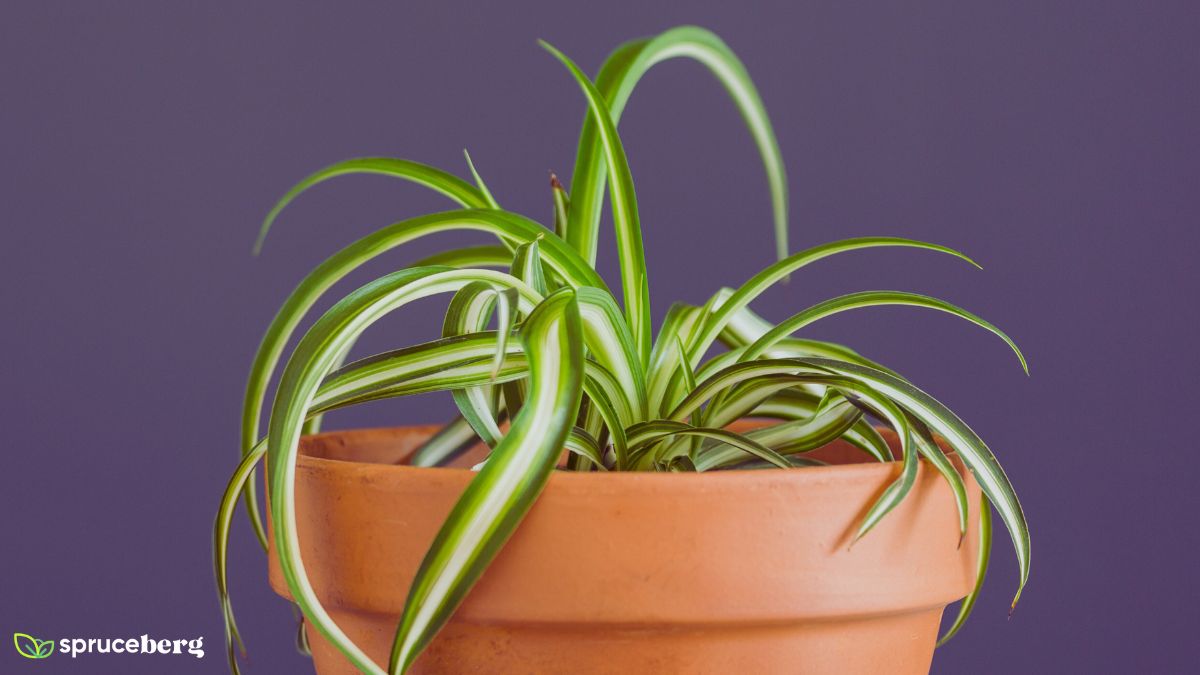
[1008,583,1026,618]
[251,231,267,257]
[537,39,571,67]
[848,528,868,550]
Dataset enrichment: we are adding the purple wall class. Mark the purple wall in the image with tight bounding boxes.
[2,2,1196,672]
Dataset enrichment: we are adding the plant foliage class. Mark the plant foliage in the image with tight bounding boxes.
[216,26,1029,674]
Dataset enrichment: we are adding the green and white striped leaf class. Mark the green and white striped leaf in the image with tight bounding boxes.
[832,385,919,542]
[683,237,980,369]
[626,420,791,470]
[747,390,892,462]
[647,301,705,415]
[411,415,486,468]
[907,413,970,543]
[564,427,607,469]
[442,282,523,446]
[550,173,570,241]
[799,357,1030,609]
[219,335,526,672]
[575,286,647,419]
[567,26,788,265]
[708,292,904,380]
[542,40,652,366]
[719,455,828,470]
[254,157,492,255]
[667,359,835,423]
[241,209,605,548]
[214,438,265,674]
[389,289,585,673]
[267,267,552,675]
[693,394,863,470]
[938,504,993,645]
[309,333,628,454]
[510,237,549,298]
[311,339,528,413]
[577,365,630,468]
[462,150,501,209]
[301,334,360,436]
[741,290,1028,372]
[412,245,512,269]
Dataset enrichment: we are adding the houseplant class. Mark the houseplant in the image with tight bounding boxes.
[215,26,1029,674]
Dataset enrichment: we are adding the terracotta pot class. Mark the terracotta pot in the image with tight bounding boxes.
[268,424,981,674]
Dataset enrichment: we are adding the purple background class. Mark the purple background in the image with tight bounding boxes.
[2,2,1196,672]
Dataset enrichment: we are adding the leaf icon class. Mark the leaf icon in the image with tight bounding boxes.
[13,633,53,659]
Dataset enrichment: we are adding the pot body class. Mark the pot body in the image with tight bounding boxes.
[267,425,981,674]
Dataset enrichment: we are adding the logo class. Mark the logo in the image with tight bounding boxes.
[13,634,55,659]
[12,631,204,660]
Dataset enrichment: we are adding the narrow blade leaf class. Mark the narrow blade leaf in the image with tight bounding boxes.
[541,40,652,365]
[567,26,789,264]
[389,289,585,673]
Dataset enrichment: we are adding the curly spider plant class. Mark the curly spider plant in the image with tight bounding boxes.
[215,25,1029,675]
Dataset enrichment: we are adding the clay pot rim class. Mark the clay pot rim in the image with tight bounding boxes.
[297,424,960,488]
[272,423,980,629]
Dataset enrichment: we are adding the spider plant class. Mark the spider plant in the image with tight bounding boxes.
[216,26,1029,675]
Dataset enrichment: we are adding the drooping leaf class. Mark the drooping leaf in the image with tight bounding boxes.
[668,359,835,423]
[907,413,970,543]
[741,289,1027,372]
[443,282,523,446]
[215,438,265,673]
[799,357,1030,610]
[683,238,980,370]
[567,26,789,265]
[707,289,904,380]
[389,289,585,673]
[746,388,891,462]
[834,386,919,542]
[268,267,551,675]
[254,158,492,255]
[311,331,526,413]
[693,394,862,470]
[241,209,606,550]
[938,504,993,645]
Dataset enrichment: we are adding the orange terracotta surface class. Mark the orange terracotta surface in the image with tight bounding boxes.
[267,424,981,674]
